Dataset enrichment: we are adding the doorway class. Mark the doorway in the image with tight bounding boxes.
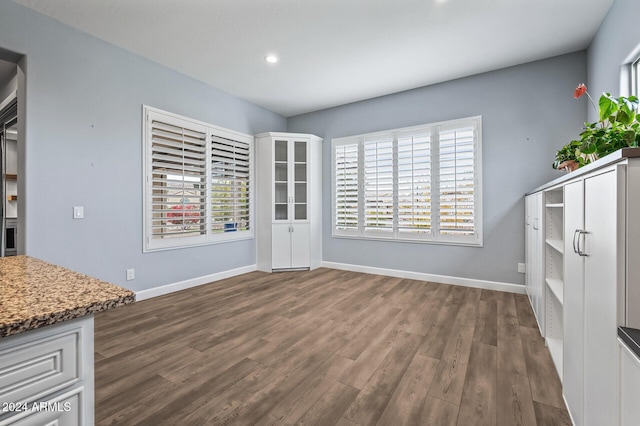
[0,51,22,256]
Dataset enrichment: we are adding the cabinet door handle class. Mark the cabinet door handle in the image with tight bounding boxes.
[577,230,588,256]
[573,229,580,254]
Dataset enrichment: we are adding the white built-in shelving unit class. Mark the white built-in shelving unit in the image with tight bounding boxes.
[526,148,640,425]
[255,132,322,272]
[544,187,564,380]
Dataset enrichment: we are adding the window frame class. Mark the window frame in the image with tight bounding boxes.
[632,57,640,98]
[331,116,483,247]
[143,105,254,252]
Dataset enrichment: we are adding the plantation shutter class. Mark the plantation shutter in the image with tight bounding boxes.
[397,133,432,236]
[363,137,394,233]
[334,142,359,232]
[438,125,476,237]
[332,116,481,245]
[211,135,251,233]
[148,113,208,246]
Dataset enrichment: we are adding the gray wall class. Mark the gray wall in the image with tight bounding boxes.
[588,0,640,117]
[288,53,587,285]
[0,0,596,291]
[0,2,286,291]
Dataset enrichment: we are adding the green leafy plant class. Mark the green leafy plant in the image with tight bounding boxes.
[553,140,584,170]
[553,84,640,171]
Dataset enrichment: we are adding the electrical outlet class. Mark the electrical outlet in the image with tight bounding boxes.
[126,269,135,280]
[517,263,526,274]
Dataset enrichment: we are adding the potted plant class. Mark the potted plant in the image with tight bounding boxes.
[553,140,584,171]
[553,84,640,171]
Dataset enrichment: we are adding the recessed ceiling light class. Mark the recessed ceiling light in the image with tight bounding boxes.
[265,55,279,64]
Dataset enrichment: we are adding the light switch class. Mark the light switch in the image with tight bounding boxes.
[73,206,84,219]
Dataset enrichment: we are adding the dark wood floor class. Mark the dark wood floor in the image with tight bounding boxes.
[94,268,571,426]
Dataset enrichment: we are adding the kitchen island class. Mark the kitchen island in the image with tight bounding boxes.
[0,256,134,425]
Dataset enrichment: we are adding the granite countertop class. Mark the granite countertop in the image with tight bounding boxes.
[0,255,135,338]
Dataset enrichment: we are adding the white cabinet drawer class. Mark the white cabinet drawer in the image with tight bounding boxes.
[0,329,79,407]
[0,388,81,426]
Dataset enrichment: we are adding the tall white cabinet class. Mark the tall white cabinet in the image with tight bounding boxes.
[562,179,586,426]
[256,132,322,272]
[525,149,640,426]
[563,168,624,426]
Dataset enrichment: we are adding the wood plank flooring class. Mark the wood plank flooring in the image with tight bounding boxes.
[94,268,570,425]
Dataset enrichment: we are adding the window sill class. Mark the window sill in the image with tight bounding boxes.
[331,232,483,248]
[144,233,254,253]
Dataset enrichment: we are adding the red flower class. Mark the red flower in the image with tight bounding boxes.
[574,83,587,99]
[167,204,200,225]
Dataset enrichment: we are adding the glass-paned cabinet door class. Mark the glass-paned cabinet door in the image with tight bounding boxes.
[274,140,288,221]
[294,141,307,220]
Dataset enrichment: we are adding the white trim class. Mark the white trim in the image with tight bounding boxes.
[321,261,525,294]
[136,264,257,300]
[331,233,481,247]
[255,131,320,139]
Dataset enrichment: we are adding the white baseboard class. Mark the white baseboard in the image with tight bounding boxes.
[136,264,257,301]
[135,261,525,301]
[321,261,526,294]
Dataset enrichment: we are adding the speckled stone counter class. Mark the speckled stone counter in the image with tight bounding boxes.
[0,255,135,338]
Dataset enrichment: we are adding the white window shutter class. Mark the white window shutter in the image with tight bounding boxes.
[211,135,251,233]
[148,116,208,244]
[144,106,254,251]
[335,142,359,232]
[438,126,475,237]
[397,133,432,236]
[363,138,394,233]
[331,116,481,246]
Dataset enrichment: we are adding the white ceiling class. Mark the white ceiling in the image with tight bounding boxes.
[14,0,614,117]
